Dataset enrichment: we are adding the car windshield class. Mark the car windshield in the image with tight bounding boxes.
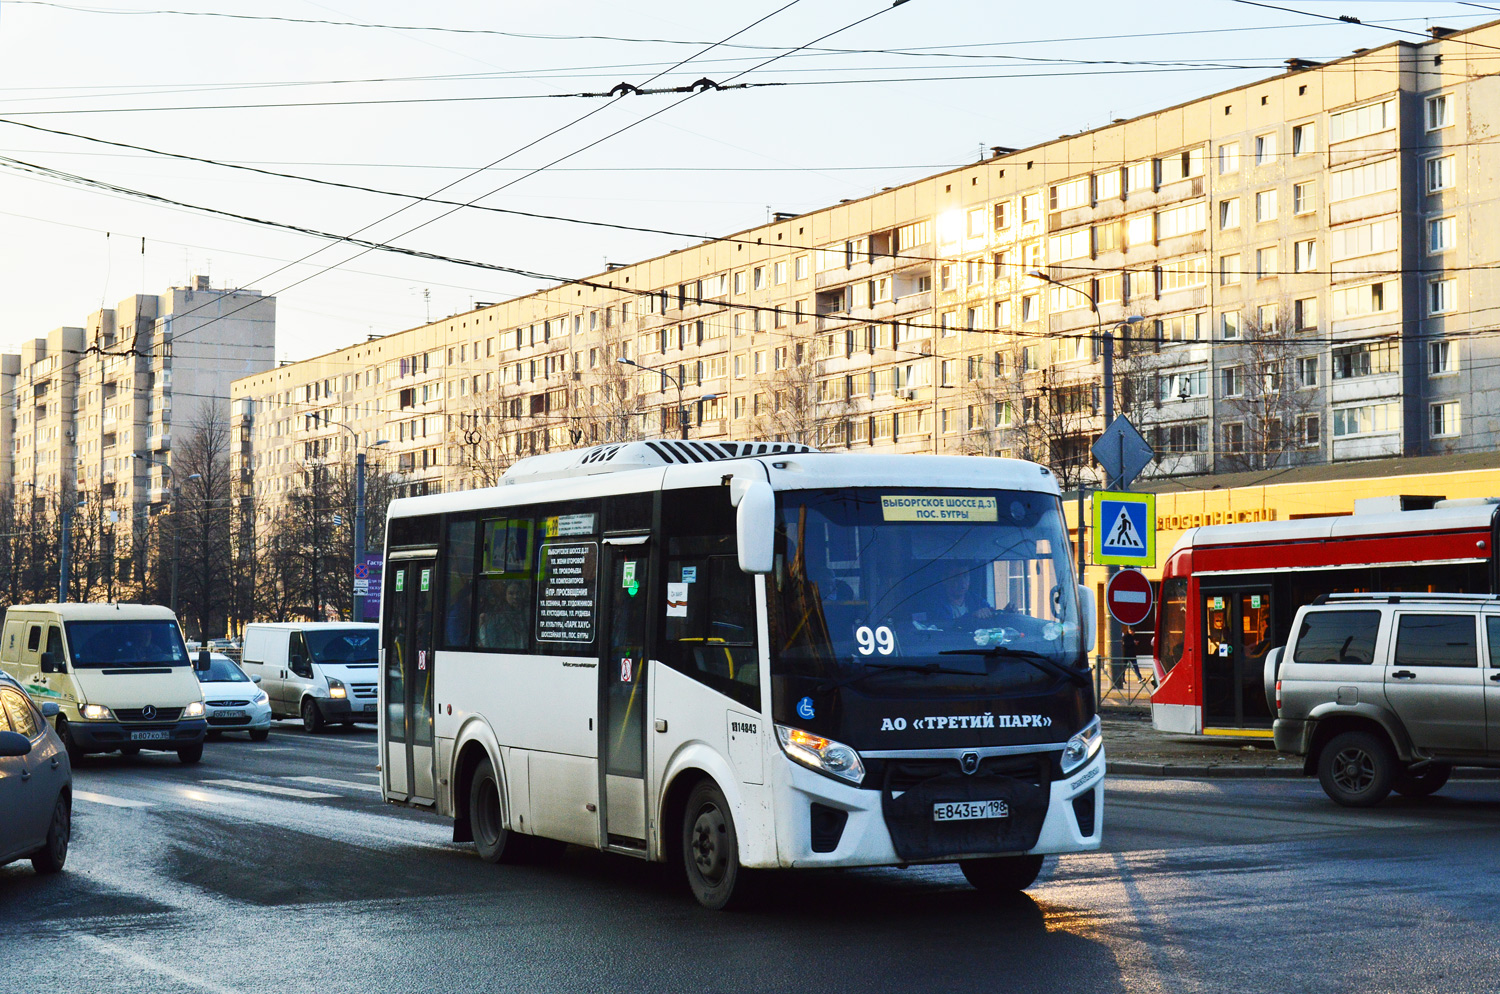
[769,488,1083,695]
[65,620,188,668]
[197,657,249,683]
[305,629,378,665]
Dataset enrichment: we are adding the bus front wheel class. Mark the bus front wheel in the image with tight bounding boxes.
[469,757,527,864]
[682,780,748,910]
[960,854,1045,893]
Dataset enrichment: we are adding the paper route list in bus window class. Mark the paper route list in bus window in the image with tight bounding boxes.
[536,541,599,643]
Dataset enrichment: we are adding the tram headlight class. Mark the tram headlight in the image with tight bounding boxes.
[776,724,865,786]
[1060,715,1103,775]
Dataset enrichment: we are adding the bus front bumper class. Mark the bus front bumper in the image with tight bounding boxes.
[67,718,208,753]
[769,748,1105,869]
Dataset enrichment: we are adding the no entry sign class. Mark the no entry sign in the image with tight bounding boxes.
[1105,568,1154,627]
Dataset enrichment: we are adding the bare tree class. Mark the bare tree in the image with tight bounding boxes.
[1218,310,1324,472]
[750,341,851,445]
[172,405,234,639]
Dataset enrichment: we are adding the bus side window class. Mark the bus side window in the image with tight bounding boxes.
[25,625,41,653]
[475,516,536,652]
[45,626,64,665]
[444,519,478,649]
[662,554,759,710]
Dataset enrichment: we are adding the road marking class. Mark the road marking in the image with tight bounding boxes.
[74,790,152,809]
[175,787,248,805]
[200,778,336,799]
[77,935,245,994]
[285,776,382,794]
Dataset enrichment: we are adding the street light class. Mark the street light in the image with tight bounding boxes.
[313,421,389,622]
[616,358,714,439]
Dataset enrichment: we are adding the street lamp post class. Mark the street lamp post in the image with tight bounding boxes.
[352,438,391,622]
[616,358,716,439]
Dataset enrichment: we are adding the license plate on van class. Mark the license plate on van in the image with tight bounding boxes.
[130,730,170,742]
[933,800,1009,822]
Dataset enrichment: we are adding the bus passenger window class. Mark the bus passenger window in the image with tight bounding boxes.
[444,520,477,648]
[475,517,535,652]
[662,555,759,710]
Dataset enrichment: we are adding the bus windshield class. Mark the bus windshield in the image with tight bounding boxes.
[65,620,188,668]
[770,488,1083,696]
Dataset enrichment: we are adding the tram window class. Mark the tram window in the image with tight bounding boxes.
[1158,579,1187,672]
[1293,610,1380,664]
[442,519,478,649]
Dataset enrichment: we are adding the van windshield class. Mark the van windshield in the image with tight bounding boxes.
[306,629,378,665]
[65,620,188,668]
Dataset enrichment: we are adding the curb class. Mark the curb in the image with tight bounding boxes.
[1110,762,1302,778]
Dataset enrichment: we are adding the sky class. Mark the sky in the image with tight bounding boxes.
[0,0,1491,362]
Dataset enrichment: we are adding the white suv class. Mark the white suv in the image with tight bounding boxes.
[1268,593,1500,806]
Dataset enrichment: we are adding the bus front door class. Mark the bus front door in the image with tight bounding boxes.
[383,556,438,805]
[1201,587,1274,729]
[600,539,651,850]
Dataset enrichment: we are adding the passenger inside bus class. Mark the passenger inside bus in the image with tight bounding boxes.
[476,581,530,650]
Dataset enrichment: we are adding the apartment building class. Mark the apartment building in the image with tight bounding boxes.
[6,277,274,569]
[231,21,1500,504]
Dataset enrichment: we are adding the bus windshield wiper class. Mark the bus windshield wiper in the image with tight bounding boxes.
[822,660,986,692]
[940,646,1090,687]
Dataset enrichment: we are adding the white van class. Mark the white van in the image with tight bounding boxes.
[0,603,207,763]
[240,623,379,733]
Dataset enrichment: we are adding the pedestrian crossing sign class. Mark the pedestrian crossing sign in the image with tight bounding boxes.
[1092,491,1156,567]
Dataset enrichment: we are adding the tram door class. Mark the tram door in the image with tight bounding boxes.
[1201,587,1275,727]
[383,555,438,805]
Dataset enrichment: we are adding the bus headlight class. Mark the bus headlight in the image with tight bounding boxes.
[183,701,205,718]
[776,724,865,786]
[79,703,114,721]
[327,678,347,700]
[1060,715,1103,775]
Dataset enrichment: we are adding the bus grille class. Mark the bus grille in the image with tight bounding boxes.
[115,706,184,722]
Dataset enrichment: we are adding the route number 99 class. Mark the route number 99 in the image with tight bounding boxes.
[855,625,895,655]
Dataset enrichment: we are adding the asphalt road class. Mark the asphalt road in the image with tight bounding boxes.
[5,726,1500,994]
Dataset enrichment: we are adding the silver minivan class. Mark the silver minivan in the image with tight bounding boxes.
[239,623,379,733]
[1268,593,1500,806]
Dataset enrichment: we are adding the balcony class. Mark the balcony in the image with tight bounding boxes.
[149,433,170,451]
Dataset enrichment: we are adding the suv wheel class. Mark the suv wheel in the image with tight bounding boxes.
[1317,730,1395,807]
[1393,763,1451,798]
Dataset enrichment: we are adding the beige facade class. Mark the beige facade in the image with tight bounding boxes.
[232,22,1500,503]
[5,277,274,558]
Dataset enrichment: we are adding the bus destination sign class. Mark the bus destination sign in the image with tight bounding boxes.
[881,495,997,523]
[536,541,598,643]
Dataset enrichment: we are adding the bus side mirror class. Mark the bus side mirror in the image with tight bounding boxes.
[730,477,775,574]
[196,649,211,671]
[39,651,62,674]
[1078,584,1097,653]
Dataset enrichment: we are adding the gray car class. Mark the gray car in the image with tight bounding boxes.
[1268,593,1500,807]
[0,670,71,873]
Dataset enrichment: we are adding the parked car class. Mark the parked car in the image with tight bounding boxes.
[1268,592,1500,806]
[0,670,71,873]
[0,603,207,763]
[195,653,272,741]
[239,623,378,733]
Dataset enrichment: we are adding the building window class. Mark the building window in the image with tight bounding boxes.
[753,267,765,290]
[1254,132,1277,166]
[1429,340,1455,375]
[967,207,988,237]
[795,255,808,280]
[1293,181,1315,215]
[995,299,1012,327]
[1431,401,1461,438]
[993,200,1010,229]
[1021,295,1039,322]
[1332,341,1398,379]
[1221,366,1243,397]
[1333,402,1400,437]
[1427,216,1455,254]
[1021,193,1042,223]
[1292,122,1315,156]
[734,271,746,294]
[1219,254,1240,286]
[1219,198,1239,229]
[1256,303,1279,334]
[1294,297,1318,331]
[773,261,787,285]
[1218,143,1240,174]
[1426,155,1455,193]
[1220,311,1241,339]
[1300,414,1321,447]
[1425,93,1453,131]
[1256,246,1278,279]
[1255,189,1278,223]
[1330,99,1395,142]
[1298,355,1318,388]
[1428,278,1456,315]
[1223,422,1245,453]
[1294,239,1316,273]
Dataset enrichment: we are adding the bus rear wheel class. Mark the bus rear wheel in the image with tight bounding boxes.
[960,854,1045,893]
[682,780,748,910]
[469,757,530,864]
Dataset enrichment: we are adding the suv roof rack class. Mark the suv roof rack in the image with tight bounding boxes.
[1312,592,1500,605]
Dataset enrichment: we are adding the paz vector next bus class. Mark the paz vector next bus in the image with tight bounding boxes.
[377,441,1104,909]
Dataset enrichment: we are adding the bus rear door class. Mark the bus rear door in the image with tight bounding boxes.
[600,536,652,851]
[383,554,438,805]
